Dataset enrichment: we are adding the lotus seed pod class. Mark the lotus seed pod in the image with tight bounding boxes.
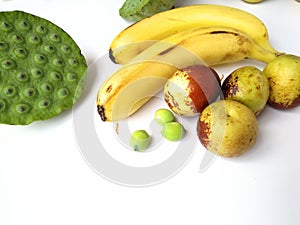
[119,0,176,22]
[0,11,87,125]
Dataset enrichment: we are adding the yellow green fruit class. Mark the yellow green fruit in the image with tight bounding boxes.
[197,100,258,157]
[263,54,300,109]
[222,66,270,116]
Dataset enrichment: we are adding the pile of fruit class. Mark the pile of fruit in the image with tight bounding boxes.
[97,4,300,157]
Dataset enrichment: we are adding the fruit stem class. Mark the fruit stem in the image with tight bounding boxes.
[250,45,284,63]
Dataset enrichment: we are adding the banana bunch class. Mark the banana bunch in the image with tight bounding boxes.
[109,4,281,64]
[97,4,282,122]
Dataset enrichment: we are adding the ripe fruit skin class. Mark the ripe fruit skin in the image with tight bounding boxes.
[263,54,300,109]
[110,4,280,65]
[197,100,258,157]
[164,64,221,116]
[222,66,270,116]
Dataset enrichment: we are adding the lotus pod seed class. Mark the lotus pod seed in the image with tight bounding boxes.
[0,100,6,111]
[68,58,78,66]
[50,71,62,81]
[10,34,23,43]
[34,53,47,64]
[40,83,52,93]
[44,44,55,53]
[35,25,47,34]
[14,48,27,58]
[48,33,60,42]
[0,41,8,51]
[31,68,44,78]
[16,72,29,82]
[52,58,64,67]
[66,72,77,82]
[23,87,35,98]
[1,21,12,31]
[57,88,69,98]
[17,20,30,30]
[28,35,41,44]
[38,99,51,108]
[1,59,15,69]
[15,103,30,113]
[61,45,71,54]
[3,86,16,97]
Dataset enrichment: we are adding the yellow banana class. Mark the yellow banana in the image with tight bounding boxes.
[98,26,279,122]
[109,4,281,64]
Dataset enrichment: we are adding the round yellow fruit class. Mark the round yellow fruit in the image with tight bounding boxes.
[222,66,270,116]
[197,100,258,157]
[263,54,300,109]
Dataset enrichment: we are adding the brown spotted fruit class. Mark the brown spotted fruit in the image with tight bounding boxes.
[222,66,270,116]
[263,54,300,109]
[164,64,221,116]
[197,100,258,157]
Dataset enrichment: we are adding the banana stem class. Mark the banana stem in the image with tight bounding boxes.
[249,45,284,63]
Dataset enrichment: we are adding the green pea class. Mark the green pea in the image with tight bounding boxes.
[129,130,151,152]
[161,122,185,141]
[154,108,174,126]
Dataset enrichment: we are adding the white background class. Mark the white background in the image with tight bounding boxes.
[0,0,300,224]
